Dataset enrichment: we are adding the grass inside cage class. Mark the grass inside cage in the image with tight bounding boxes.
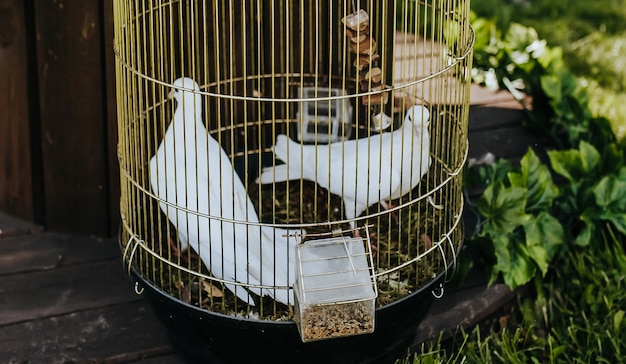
[129,169,454,321]
[124,105,464,321]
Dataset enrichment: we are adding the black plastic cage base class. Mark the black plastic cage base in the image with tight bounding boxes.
[130,268,444,364]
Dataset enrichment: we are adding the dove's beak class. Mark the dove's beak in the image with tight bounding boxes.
[167,90,175,99]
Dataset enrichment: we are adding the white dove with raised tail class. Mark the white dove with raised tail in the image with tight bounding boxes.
[257,105,431,229]
[149,77,300,306]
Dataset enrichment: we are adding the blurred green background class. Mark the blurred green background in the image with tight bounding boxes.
[472,0,626,139]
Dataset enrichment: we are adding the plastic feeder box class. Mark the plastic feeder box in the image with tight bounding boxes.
[294,236,377,342]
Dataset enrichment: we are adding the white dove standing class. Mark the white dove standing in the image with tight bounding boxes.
[257,105,431,229]
[149,77,299,306]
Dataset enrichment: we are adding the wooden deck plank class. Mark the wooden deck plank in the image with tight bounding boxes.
[412,283,520,345]
[0,232,120,275]
[0,211,42,239]
[469,105,527,132]
[468,125,539,160]
[127,354,189,364]
[0,258,139,326]
[0,300,179,363]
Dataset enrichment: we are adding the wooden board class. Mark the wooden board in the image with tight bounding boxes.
[0,211,42,238]
[0,0,35,221]
[0,300,178,363]
[0,257,139,326]
[33,0,110,236]
[103,0,121,237]
[0,232,120,275]
[468,125,541,161]
[469,105,527,132]
[412,283,521,345]
[412,268,524,345]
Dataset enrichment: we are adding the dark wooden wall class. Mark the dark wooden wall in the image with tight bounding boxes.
[0,0,119,237]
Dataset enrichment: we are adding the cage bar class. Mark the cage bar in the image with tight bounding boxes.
[113,0,473,342]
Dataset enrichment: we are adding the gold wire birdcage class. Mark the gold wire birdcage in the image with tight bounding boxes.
[113,0,472,348]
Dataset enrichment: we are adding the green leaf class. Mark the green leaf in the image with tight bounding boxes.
[618,166,626,181]
[509,148,559,211]
[526,244,549,276]
[579,141,601,174]
[487,234,511,286]
[614,310,625,333]
[478,180,531,233]
[593,175,626,211]
[599,213,626,235]
[548,141,601,183]
[524,212,564,261]
[548,150,579,183]
[496,242,536,288]
[540,73,562,104]
[574,222,594,247]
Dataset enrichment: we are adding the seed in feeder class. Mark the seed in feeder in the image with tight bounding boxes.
[300,301,374,342]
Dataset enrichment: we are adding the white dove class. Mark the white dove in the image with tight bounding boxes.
[149,77,300,306]
[257,105,431,229]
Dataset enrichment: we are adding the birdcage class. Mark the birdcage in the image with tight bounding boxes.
[113,0,472,362]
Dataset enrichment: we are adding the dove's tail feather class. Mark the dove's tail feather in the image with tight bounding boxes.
[256,162,306,184]
[272,134,288,158]
[266,288,294,306]
[224,282,257,306]
[275,134,310,164]
[257,164,290,184]
[256,134,309,184]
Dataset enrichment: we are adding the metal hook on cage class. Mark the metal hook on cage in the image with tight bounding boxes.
[432,283,444,299]
[428,196,444,210]
[134,280,144,295]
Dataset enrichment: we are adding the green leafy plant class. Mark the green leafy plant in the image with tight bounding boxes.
[467,149,564,288]
[466,140,626,289]
[548,141,626,246]
[465,10,626,291]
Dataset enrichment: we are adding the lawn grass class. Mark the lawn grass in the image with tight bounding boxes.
[399,238,626,363]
